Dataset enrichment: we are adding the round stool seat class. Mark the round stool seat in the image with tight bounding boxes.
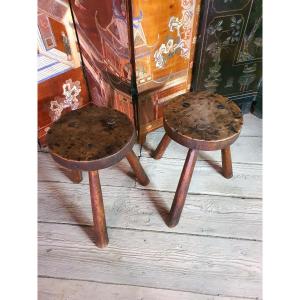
[46,104,135,171]
[163,91,243,151]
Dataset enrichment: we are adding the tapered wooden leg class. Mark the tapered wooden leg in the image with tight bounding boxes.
[221,146,233,179]
[152,133,171,160]
[126,150,150,186]
[169,149,199,228]
[69,169,82,183]
[88,170,109,248]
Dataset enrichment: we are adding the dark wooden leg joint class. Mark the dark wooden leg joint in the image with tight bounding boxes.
[169,149,199,228]
[152,133,171,160]
[221,146,233,179]
[126,150,150,186]
[88,170,109,248]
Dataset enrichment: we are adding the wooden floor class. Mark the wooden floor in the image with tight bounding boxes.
[38,113,262,300]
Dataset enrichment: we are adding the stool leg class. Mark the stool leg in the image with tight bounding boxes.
[221,146,233,179]
[88,170,109,248]
[169,149,199,228]
[126,150,150,186]
[138,133,147,145]
[70,169,82,183]
[152,133,171,160]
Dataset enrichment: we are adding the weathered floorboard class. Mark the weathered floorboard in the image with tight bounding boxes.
[38,113,262,299]
[38,277,251,300]
[137,157,262,198]
[141,134,262,163]
[239,114,262,137]
[38,182,262,240]
[39,223,262,299]
[38,152,136,188]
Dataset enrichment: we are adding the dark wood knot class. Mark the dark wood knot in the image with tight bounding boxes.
[104,119,116,129]
[106,119,116,126]
[182,102,190,108]
[228,124,238,133]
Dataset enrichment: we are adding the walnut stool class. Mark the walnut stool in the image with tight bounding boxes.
[46,104,150,248]
[153,91,243,227]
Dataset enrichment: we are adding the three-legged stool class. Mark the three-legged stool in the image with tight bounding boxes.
[46,104,150,248]
[153,91,243,227]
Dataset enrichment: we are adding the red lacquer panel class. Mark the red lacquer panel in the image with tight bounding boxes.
[38,0,89,145]
[69,0,134,122]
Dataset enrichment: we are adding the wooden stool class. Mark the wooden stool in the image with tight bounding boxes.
[153,91,243,227]
[46,104,150,248]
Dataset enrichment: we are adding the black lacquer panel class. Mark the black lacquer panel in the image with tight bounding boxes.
[192,0,262,112]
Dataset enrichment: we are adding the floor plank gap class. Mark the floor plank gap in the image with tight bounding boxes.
[38,221,262,242]
[38,276,258,300]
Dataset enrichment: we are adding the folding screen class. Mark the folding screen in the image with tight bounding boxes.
[38,1,261,145]
[69,0,201,143]
[38,0,89,144]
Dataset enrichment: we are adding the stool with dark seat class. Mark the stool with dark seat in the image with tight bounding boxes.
[153,91,243,227]
[46,104,150,248]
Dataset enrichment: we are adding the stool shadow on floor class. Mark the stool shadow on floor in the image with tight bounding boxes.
[114,159,136,181]
[145,142,223,177]
[143,188,170,225]
[135,144,170,225]
[198,152,223,176]
[38,164,96,245]
[138,189,170,224]
[43,181,96,244]
[142,141,154,156]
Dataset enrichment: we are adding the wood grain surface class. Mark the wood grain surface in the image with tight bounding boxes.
[47,105,134,161]
[164,92,243,143]
[38,181,261,240]
[39,223,261,299]
[39,277,251,300]
[137,157,262,198]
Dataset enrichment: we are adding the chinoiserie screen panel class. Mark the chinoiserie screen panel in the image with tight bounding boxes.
[131,0,202,142]
[38,0,89,145]
[38,0,202,145]
[69,0,135,122]
[191,0,262,113]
